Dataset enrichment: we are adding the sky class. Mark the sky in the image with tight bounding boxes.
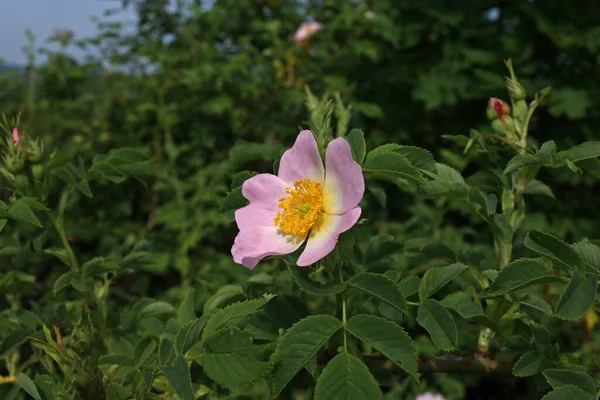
[0,0,137,65]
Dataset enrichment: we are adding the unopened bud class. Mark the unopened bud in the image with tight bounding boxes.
[4,154,24,173]
[506,77,526,101]
[513,99,528,123]
[14,174,31,194]
[487,98,510,120]
[32,164,45,181]
[27,139,44,163]
[12,128,19,146]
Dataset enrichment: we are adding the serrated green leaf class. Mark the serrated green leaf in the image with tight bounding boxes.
[514,294,553,316]
[347,129,366,164]
[346,273,407,315]
[272,315,342,396]
[543,368,596,397]
[82,257,120,277]
[178,289,196,323]
[565,141,600,162]
[423,163,469,197]
[486,258,560,296]
[440,292,497,330]
[525,231,584,273]
[160,355,194,400]
[416,299,457,351]
[200,352,270,387]
[419,263,467,300]
[204,329,253,353]
[203,284,245,313]
[513,351,547,377]
[203,297,271,339]
[287,262,345,295]
[555,270,596,320]
[571,242,600,276]
[524,179,555,199]
[541,386,591,400]
[313,352,382,400]
[8,200,42,227]
[158,338,173,365]
[363,151,425,185]
[53,271,74,295]
[346,315,418,382]
[504,141,558,174]
[16,373,42,400]
[175,315,210,355]
[398,276,420,297]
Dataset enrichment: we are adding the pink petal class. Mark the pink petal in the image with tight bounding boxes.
[278,130,324,185]
[235,204,278,230]
[296,207,361,266]
[12,128,19,146]
[242,173,288,210]
[232,227,305,269]
[322,138,365,214]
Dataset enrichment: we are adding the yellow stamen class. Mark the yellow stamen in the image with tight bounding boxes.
[0,376,16,384]
[274,178,323,237]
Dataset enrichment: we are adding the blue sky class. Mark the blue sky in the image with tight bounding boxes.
[0,0,136,65]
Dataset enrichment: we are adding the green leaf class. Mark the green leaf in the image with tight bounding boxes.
[204,329,253,353]
[398,276,420,297]
[178,289,196,323]
[542,386,593,400]
[418,263,467,300]
[82,257,120,277]
[423,163,469,197]
[287,262,345,295]
[486,258,560,296]
[158,338,173,365]
[203,296,272,339]
[160,355,194,400]
[363,151,425,185]
[524,179,555,199]
[272,315,342,396]
[0,329,31,356]
[554,270,597,320]
[346,315,418,382]
[571,242,600,276]
[513,351,547,377]
[16,373,42,400]
[313,352,382,400]
[346,273,407,315]
[203,284,245,313]
[525,231,584,273]
[565,141,600,162]
[139,301,176,318]
[8,200,42,227]
[53,271,74,295]
[504,141,558,174]
[175,316,209,355]
[543,368,596,397]
[220,186,249,222]
[514,294,553,317]
[347,129,366,164]
[200,353,270,387]
[416,299,457,351]
[440,292,497,330]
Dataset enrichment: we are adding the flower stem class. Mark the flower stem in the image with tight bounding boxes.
[49,212,80,272]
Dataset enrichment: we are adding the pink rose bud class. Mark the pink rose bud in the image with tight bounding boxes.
[416,393,445,400]
[487,97,510,120]
[294,21,323,43]
[12,128,19,146]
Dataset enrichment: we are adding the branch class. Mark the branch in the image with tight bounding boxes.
[366,355,515,377]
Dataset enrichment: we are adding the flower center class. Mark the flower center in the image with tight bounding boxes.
[274,178,323,237]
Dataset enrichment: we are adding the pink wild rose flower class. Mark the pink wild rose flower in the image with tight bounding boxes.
[232,130,364,268]
[416,393,445,400]
[12,128,19,146]
[294,21,322,43]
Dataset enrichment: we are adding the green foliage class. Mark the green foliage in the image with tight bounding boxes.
[2,1,600,399]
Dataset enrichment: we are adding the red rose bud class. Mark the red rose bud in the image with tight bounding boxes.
[487,98,510,120]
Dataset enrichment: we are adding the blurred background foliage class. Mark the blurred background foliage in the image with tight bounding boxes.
[2,0,600,399]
